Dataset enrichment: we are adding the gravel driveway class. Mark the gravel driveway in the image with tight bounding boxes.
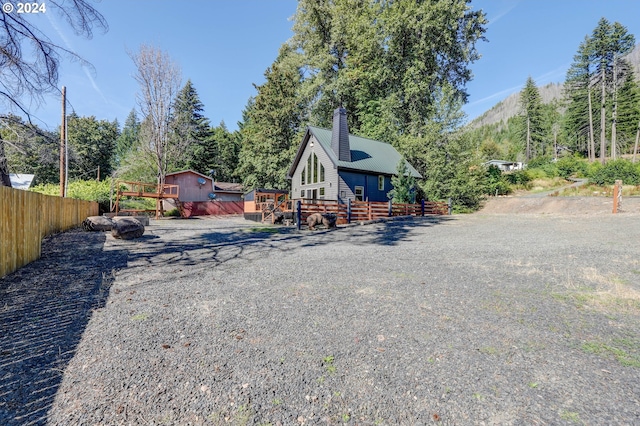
[2,212,640,425]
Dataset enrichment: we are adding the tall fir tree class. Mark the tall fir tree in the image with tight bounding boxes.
[518,76,544,161]
[171,79,211,171]
[237,46,306,189]
[114,109,140,169]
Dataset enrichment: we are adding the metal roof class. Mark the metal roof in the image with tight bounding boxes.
[308,126,422,178]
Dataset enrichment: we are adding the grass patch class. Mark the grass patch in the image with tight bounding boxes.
[582,340,640,368]
[323,355,337,374]
[551,268,640,314]
[559,410,581,423]
[130,313,149,321]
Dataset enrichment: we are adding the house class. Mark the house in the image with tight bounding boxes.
[163,170,243,217]
[485,160,525,172]
[287,107,422,203]
[9,174,35,190]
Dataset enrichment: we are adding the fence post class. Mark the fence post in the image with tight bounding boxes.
[447,198,452,215]
[421,199,425,216]
[347,199,352,224]
[613,180,622,213]
[296,200,302,230]
[388,200,392,217]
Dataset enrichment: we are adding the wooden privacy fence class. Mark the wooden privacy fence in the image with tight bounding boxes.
[296,199,449,229]
[0,186,99,278]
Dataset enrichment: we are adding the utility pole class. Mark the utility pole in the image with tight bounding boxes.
[60,86,66,197]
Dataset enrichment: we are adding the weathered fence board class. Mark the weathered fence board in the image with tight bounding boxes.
[1,186,98,278]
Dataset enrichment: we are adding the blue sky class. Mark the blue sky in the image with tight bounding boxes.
[13,0,640,132]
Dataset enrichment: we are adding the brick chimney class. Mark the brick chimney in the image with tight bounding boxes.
[331,107,351,162]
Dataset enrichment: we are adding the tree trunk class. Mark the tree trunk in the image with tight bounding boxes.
[588,88,595,162]
[600,68,606,164]
[526,116,531,161]
[611,55,617,160]
[633,118,640,163]
[0,141,12,187]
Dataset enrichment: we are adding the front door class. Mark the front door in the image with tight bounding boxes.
[310,189,317,201]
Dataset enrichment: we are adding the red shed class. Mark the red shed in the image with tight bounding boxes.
[163,170,244,217]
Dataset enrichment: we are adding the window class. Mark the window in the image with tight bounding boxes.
[301,167,306,185]
[319,187,325,198]
[307,155,312,183]
[355,186,364,201]
[313,153,318,183]
[320,163,325,182]
[378,175,385,191]
[300,189,305,198]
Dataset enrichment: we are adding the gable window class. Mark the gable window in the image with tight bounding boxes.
[320,163,325,182]
[378,175,385,191]
[313,153,318,183]
[354,186,364,201]
[301,167,306,185]
[307,155,312,184]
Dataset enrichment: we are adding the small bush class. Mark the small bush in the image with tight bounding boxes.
[164,208,181,217]
[505,170,532,186]
[556,155,587,178]
[588,159,640,185]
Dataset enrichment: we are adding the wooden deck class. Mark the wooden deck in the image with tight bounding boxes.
[114,181,180,219]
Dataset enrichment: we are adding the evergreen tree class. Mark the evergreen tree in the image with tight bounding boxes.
[387,159,416,203]
[518,77,544,161]
[590,18,635,163]
[1,115,59,184]
[171,79,211,171]
[615,70,640,155]
[66,114,119,180]
[291,0,486,138]
[564,36,596,159]
[237,46,306,189]
[114,109,140,168]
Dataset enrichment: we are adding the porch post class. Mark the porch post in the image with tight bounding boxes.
[296,200,302,230]
[347,199,352,224]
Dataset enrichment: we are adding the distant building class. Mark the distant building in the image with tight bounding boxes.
[287,107,421,203]
[485,160,525,172]
[9,174,35,190]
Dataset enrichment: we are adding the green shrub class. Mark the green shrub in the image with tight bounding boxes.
[485,165,512,196]
[505,170,532,186]
[31,179,114,213]
[556,155,587,178]
[588,159,640,185]
[164,208,181,217]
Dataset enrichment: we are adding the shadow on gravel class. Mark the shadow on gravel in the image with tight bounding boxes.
[122,215,453,271]
[0,229,128,426]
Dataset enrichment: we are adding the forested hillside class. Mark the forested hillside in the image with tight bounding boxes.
[470,44,640,129]
[468,20,639,166]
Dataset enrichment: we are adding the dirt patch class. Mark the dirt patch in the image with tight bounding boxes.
[480,195,640,215]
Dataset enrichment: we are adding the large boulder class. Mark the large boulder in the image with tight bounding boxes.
[82,216,114,232]
[111,217,145,239]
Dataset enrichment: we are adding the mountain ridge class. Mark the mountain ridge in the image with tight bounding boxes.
[468,43,640,129]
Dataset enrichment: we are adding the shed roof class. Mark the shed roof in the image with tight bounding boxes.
[288,127,422,178]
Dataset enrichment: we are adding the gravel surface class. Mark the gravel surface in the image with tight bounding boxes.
[2,212,640,425]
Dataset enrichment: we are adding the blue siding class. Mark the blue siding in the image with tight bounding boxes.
[339,170,391,202]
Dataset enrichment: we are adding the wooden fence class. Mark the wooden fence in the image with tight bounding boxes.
[1,186,99,278]
[296,199,449,228]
